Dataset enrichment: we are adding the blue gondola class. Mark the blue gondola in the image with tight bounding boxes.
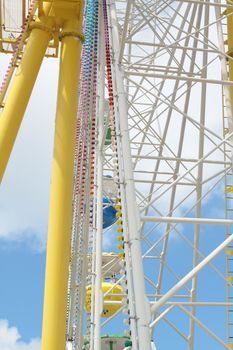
[103,197,117,229]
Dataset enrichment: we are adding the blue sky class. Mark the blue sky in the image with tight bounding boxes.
[0,241,45,346]
[0,53,58,349]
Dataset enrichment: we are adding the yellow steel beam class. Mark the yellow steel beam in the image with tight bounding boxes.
[38,0,43,17]
[0,13,54,183]
[0,0,3,51]
[41,10,84,350]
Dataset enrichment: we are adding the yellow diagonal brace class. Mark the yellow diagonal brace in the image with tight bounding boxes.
[0,15,53,183]
[41,16,84,350]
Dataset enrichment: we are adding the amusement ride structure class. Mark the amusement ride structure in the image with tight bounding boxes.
[1,0,233,349]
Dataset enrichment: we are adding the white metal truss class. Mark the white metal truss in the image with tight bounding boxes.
[87,0,233,349]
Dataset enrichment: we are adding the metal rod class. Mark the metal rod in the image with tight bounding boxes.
[141,216,233,225]
[151,234,233,315]
[93,8,105,348]
[179,305,229,349]
[109,0,151,348]
[126,71,233,86]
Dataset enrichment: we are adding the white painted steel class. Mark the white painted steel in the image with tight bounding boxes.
[93,6,105,349]
[141,216,233,225]
[108,0,151,347]
[151,233,233,314]
[79,0,233,349]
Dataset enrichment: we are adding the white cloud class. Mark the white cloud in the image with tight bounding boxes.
[0,320,41,350]
[0,56,59,249]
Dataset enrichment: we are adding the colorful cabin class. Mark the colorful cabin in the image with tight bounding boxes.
[86,282,123,317]
[102,175,118,228]
[103,197,117,229]
[83,335,131,350]
[105,127,112,146]
[101,335,131,350]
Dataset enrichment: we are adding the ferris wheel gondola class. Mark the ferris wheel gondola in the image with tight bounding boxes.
[102,175,118,229]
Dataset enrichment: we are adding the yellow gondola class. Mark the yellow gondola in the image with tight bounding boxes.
[86,282,123,317]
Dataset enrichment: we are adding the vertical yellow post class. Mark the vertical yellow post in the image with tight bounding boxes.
[41,14,83,350]
[0,17,53,183]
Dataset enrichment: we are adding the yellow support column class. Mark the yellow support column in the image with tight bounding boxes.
[0,17,53,183]
[41,15,83,350]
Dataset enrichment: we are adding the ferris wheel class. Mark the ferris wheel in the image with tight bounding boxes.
[0,0,233,350]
